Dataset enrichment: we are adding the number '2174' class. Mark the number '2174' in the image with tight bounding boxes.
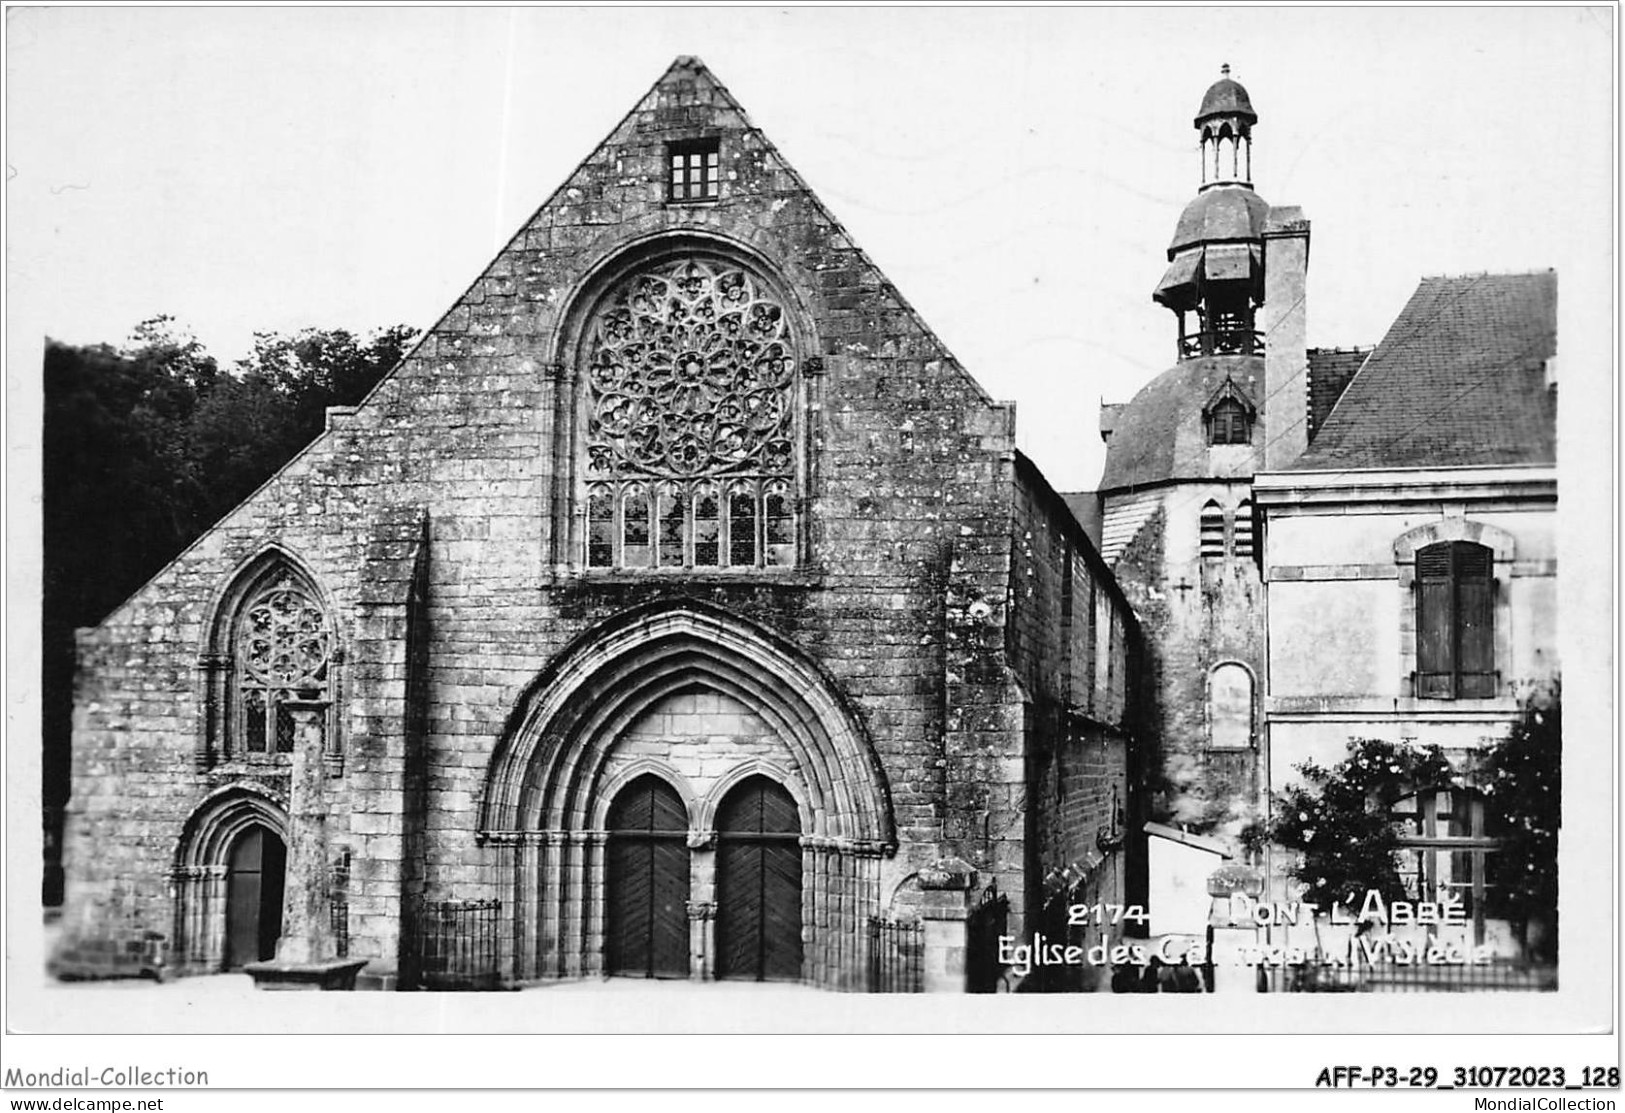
[1067,903,1149,926]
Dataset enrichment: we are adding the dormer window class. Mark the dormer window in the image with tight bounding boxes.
[1209,398,1250,444]
[668,138,720,202]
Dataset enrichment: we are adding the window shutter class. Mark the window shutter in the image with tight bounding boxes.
[1456,545,1496,698]
[1234,500,1255,559]
[1416,541,1495,699]
[1416,545,1455,698]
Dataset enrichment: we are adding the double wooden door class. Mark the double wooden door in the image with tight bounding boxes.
[604,774,803,982]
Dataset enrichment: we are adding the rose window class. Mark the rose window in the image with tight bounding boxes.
[584,258,797,569]
[236,578,332,753]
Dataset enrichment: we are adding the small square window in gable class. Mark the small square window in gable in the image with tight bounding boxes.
[667,137,721,202]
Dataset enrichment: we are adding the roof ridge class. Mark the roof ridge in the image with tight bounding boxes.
[1417,268,1557,281]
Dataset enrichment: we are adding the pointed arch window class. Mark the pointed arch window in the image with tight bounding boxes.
[200,558,341,772]
[1204,376,1257,445]
[234,574,333,755]
[582,256,799,570]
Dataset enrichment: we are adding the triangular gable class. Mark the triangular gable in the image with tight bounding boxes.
[356,55,996,412]
[1203,373,1256,416]
[88,56,1014,628]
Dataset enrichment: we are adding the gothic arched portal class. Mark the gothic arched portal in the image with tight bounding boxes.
[480,601,894,988]
[171,783,289,975]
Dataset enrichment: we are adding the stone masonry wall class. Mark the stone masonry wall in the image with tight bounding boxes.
[1110,480,1263,846]
[1004,455,1139,937]
[59,57,1031,983]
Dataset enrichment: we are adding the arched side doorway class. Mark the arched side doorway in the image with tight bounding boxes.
[225,825,286,969]
[605,775,691,978]
[172,784,289,975]
[715,776,803,982]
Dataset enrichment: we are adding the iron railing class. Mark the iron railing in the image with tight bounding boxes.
[965,881,1011,993]
[416,899,501,991]
[1179,329,1264,359]
[866,916,924,993]
[1263,960,1556,993]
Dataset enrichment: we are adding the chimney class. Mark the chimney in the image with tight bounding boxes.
[1261,206,1310,469]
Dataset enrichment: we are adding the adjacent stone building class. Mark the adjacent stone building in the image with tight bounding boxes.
[1082,70,1559,966]
[53,57,1142,991]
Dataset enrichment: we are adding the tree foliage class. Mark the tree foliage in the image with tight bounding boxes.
[1479,685,1561,958]
[44,318,417,630]
[1270,737,1455,911]
[40,318,417,899]
[1270,690,1560,960]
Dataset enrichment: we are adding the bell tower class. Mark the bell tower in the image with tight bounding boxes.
[1198,63,1255,190]
[1097,67,1314,869]
[1153,67,1270,362]
[1148,66,1311,467]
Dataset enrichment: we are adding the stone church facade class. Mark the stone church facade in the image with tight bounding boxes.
[54,57,1142,991]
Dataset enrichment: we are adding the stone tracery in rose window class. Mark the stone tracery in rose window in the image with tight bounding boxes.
[235,576,332,753]
[584,258,797,569]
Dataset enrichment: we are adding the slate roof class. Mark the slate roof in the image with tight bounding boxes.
[1060,492,1103,548]
[1098,355,1266,491]
[1168,186,1271,256]
[1291,272,1557,470]
[1196,75,1257,127]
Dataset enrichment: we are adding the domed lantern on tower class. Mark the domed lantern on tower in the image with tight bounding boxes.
[1154,65,1271,361]
[1197,63,1256,188]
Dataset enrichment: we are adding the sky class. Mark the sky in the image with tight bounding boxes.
[6,6,1614,492]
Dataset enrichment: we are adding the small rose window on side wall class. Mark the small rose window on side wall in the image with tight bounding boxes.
[583,257,797,571]
[236,576,332,753]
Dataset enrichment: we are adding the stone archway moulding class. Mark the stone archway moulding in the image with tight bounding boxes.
[1391,517,1517,564]
[480,600,896,854]
[170,782,290,975]
[174,781,290,870]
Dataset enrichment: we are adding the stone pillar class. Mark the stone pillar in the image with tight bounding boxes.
[202,867,227,973]
[1207,863,1264,994]
[687,900,716,981]
[585,832,607,977]
[688,832,717,981]
[245,700,366,989]
[272,701,336,965]
[918,857,978,993]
